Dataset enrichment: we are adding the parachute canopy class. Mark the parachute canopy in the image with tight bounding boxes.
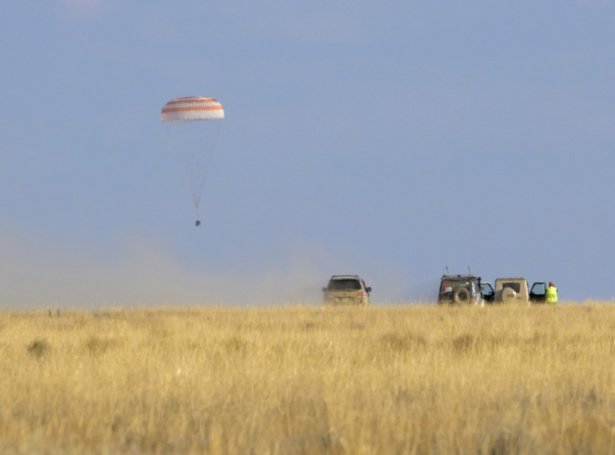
[161,96,224,122]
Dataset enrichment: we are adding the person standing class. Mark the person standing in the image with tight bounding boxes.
[546,281,558,304]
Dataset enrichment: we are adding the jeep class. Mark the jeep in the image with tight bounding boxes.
[494,278,530,303]
[493,278,548,304]
[437,275,484,305]
[322,275,372,306]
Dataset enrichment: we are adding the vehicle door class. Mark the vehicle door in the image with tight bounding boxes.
[480,283,495,303]
[529,282,547,303]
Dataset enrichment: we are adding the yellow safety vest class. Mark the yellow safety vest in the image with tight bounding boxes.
[546,285,558,304]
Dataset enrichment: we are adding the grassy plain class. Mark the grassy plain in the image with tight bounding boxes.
[0,303,614,453]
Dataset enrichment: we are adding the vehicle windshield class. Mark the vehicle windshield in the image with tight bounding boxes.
[328,279,361,291]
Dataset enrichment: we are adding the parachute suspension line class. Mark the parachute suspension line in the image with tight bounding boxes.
[195,206,201,227]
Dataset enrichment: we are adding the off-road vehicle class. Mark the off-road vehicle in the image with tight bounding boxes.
[437,274,484,305]
[322,275,372,306]
[493,278,547,304]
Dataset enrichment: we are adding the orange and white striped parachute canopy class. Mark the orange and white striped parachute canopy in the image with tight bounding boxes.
[161,96,224,122]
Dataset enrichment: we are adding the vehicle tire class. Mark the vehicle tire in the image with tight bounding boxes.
[453,287,470,304]
[501,287,517,303]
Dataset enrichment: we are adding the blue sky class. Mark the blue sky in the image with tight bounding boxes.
[1,1,614,306]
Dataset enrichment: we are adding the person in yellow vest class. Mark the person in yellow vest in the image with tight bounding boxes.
[546,281,558,304]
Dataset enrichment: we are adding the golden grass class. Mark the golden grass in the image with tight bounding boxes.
[0,303,614,453]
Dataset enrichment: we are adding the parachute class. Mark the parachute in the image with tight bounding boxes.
[161,96,225,226]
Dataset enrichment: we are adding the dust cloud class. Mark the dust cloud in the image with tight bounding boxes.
[0,224,420,309]
[0,227,345,309]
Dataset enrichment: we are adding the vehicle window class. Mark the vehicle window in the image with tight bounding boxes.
[502,282,521,293]
[441,280,474,292]
[328,279,361,291]
[481,283,494,296]
[440,281,452,293]
[530,282,546,295]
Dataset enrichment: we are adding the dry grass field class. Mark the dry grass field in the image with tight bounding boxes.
[0,303,614,454]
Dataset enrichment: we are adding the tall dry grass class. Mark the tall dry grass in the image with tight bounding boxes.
[0,303,614,453]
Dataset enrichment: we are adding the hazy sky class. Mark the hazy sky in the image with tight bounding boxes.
[2,1,614,306]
